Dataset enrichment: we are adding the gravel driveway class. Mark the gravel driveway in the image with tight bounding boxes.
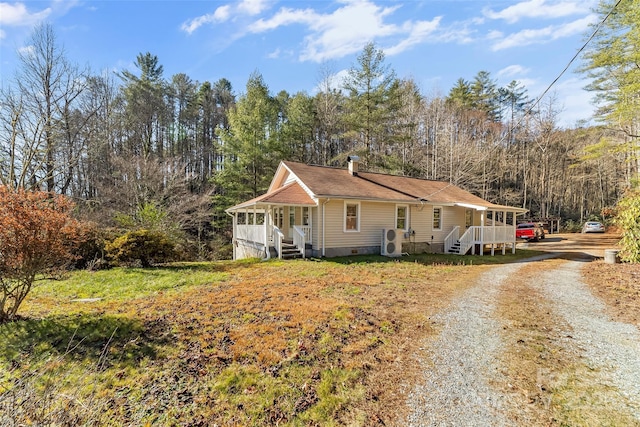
[404,252,640,426]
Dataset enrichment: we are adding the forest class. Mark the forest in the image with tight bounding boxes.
[1,0,638,261]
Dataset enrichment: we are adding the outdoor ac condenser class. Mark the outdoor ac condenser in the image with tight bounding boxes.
[381,228,403,257]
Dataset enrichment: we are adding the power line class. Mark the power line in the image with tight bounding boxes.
[514,0,624,131]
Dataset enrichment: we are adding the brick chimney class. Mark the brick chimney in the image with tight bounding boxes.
[347,155,360,176]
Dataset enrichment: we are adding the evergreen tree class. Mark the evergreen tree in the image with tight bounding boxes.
[446,78,474,109]
[215,72,281,207]
[343,42,398,169]
[119,52,168,156]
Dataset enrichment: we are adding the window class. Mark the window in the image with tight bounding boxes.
[465,209,473,228]
[274,207,284,228]
[302,207,310,226]
[289,207,295,226]
[345,202,360,232]
[433,207,442,230]
[396,205,408,230]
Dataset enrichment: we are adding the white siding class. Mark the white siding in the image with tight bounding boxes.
[322,200,398,249]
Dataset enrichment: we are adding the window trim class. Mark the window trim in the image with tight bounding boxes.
[344,201,360,232]
[433,206,442,231]
[396,204,409,231]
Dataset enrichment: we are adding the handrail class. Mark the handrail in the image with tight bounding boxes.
[297,225,312,243]
[457,227,478,255]
[292,225,306,258]
[273,226,284,259]
[444,226,460,253]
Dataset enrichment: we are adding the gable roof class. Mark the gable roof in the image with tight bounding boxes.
[230,181,315,210]
[228,160,526,213]
[281,161,524,211]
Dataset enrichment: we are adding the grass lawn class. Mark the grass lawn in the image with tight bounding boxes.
[1,250,541,426]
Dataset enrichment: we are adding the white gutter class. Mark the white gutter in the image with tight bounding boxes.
[226,211,237,260]
[322,198,331,257]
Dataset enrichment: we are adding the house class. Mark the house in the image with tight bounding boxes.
[226,156,528,260]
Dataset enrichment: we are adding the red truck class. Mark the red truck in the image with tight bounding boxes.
[516,222,545,242]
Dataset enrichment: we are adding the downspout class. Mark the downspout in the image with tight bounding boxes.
[226,211,237,260]
[263,205,271,261]
[322,198,331,257]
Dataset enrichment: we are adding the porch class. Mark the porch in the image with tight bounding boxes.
[444,206,520,255]
[231,205,314,260]
[445,225,517,255]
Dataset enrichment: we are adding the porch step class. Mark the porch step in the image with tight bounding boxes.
[448,241,461,254]
[447,240,470,255]
[281,242,303,259]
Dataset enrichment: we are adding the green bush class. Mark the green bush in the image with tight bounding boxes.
[614,190,640,263]
[105,229,177,267]
[562,219,583,233]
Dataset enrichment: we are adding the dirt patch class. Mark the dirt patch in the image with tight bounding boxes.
[497,260,572,426]
[582,261,640,328]
[519,232,621,259]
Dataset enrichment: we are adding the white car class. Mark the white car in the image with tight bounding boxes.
[582,221,605,233]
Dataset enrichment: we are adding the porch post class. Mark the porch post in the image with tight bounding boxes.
[502,209,507,255]
[265,204,271,251]
[232,212,237,260]
[491,209,495,256]
[480,212,485,256]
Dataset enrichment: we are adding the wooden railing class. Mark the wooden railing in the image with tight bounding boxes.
[273,226,284,259]
[450,226,516,255]
[444,226,460,253]
[292,226,306,259]
[458,227,478,255]
[236,224,265,244]
[297,225,312,243]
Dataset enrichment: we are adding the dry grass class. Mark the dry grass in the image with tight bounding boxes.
[582,261,640,328]
[496,260,570,426]
[3,254,522,426]
[497,259,639,427]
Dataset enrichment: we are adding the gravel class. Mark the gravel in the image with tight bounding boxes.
[537,260,640,420]
[404,254,640,426]
[404,261,522,426]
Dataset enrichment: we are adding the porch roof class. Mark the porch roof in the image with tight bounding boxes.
[227,182,316,211]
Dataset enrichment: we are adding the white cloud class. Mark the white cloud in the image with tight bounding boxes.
[483,0,590,24]
[181,5,231,34]
[497,65,530,78]
[491,15,596,50]
[385,17,441,56]
[181,1,270,34]
[312,68,350,94]
[17,44,34,56]
[237,0,270,16]
[266,48,280,59]
[552,77,595,127]
[248,0,445,62]
[0,2,52,26]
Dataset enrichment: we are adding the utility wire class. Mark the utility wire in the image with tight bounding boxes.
[513,0,624,132]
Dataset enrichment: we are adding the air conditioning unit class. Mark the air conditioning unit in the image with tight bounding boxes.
[381,228,403,257]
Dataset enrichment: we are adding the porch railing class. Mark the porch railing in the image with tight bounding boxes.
[444,226,460,253]
[292,226,306,258]
[237,224,266,244]
[447,226,516,255]
[273,226,284,259]
[297,225,312,243]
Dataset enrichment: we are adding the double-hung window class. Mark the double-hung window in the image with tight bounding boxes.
[345,202,360,232]
[396,205,408,230]
[433,207,442,230]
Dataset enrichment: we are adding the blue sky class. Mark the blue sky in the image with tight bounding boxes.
[1,0,600,127]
